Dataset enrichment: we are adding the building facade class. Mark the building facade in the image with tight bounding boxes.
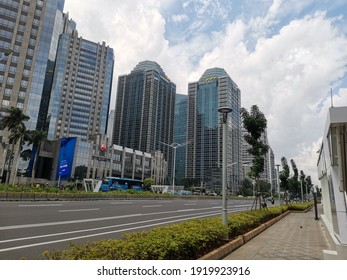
[173,93,187,185]
[0,0,66,182]
[112,60,176,182]
[317,106,347,259]
[186,68,242,193]
[34,134,167,184]
[242,127,272,191]
[47,31,114,141]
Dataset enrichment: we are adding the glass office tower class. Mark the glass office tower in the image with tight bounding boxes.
[47,32,114,141]
[0,0,66,182]
[112,61,176,181]
[174,93,188,185]
[186,68,242,193]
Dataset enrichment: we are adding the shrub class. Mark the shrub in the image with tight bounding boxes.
[43,205,302,260]
[287,201,313,211]
[43,218,228,260]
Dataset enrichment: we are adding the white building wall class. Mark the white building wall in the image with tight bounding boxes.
[317,106,347,259]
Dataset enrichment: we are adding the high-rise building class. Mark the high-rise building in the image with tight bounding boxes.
[174,93,188,185]
[112,61,176,180]
[268,147,277,195]
[186,68,242,193]
[242,127,271,185]
[106,109,115,142]
[0,0,66,182]
[0,0,115,184]
[47,32,114,141]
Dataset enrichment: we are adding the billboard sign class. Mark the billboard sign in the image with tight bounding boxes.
[56,137,77,180]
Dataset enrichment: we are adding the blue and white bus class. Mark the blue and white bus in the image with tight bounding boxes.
[100,177,144,192]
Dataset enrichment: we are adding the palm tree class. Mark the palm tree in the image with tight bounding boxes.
[28,130,48,185]
[0,107,30,131]
[1,107,30,184]
[7,125,30,184]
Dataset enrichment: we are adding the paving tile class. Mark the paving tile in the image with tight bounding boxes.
[223,205,331,260]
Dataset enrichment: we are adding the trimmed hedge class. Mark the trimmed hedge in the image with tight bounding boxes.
[43,218,228,260]
[42,204,305,260]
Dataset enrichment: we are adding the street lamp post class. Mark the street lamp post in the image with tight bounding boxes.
[312,185,319,220]
[300,177,304,202]
[161,141,190,194]
[218,107,232,226]
[276,164,281,205]
[217,161,237,195]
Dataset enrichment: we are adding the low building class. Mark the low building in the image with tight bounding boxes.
[317,106,347,259]
[23,134,167,185]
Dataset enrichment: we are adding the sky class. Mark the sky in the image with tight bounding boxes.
[63,0,347,185]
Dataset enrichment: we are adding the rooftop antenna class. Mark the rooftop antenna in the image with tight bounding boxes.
[331,88,333,107]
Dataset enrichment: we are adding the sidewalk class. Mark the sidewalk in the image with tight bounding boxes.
[223,205,331,260]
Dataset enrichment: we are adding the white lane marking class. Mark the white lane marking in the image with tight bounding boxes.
[184,203,197,206]
[0,205,247,231]
[0,210,225,252]
[58,208,99,213]
[0,210,221,244]
[110,202,133,205]
[209,202,219,205]
[18,204,63,207]
[143,205,162,208]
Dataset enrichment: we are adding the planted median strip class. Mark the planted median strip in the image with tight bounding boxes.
[42,203,313,260]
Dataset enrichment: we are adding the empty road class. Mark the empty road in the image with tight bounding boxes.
[0,198,253,259]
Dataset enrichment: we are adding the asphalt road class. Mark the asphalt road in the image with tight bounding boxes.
[0,198,253,260]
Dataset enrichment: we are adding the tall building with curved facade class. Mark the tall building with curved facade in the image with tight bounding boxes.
[112,61,176,182]
[186,68,242,193]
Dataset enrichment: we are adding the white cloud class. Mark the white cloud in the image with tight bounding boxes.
[63,0,347,185]
[171,14,189,23]
[192,11,347,185]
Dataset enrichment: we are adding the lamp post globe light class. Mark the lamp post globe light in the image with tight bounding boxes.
[218,106,232,226]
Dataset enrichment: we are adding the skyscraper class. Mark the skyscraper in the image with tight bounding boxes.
[174,93,188,185]
[0,0,66,181]
[47,32,114,141]
[112,61,176,179]
[186,68,242,193]
[242,127,271,184]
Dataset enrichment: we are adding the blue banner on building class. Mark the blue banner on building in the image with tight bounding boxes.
[56,137,76,180]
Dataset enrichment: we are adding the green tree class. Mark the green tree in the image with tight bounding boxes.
[0,107,30,131]
[305,175,312,200]
[143,178,154,190]
[259,180,271,194]
[0,107,30,184]
[241,105,269,209]
[28,129,48,185]
[239,178,254,196]
[279,157,290,199]
[8,124,30,184]
[288,159,300,197]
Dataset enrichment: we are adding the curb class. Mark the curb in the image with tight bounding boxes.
[199,236,245,260]
[199,211,290,260]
